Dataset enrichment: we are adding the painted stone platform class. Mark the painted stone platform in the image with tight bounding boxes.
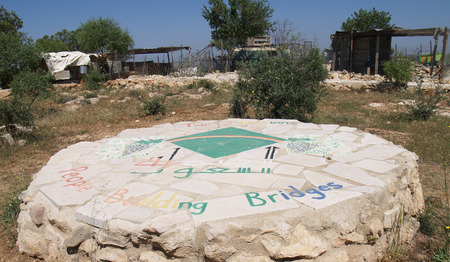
[17,119,424,262]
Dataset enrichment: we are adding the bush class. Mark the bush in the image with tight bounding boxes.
[82,68,105,90]
[141,97,166,116]
[383,57,413,88]
[231,49,328,121]
[0,99,34,132]
[406,84,443,121]
[197,79,214,90]
[9,70,53,109]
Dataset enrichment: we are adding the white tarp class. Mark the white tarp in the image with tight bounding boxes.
[43,51,93,76]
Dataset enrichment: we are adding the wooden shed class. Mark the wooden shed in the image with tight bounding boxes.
[331,27,448,75]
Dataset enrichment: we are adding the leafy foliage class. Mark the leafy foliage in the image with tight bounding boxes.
[0,5,22,33]
[35,36,69,53]
[9,70,54,109]
[35,29,79,53]
[341,8,393,32]
[202,0,273,69]
[0,99,34,132]
[405,85,443,121]
[383,57,413,87]
[0,6,41,88]
[82,68,105,90]
[231,49,328,121]
[77,17,134,59]
[0,70,53,132]
[141,97,166,116]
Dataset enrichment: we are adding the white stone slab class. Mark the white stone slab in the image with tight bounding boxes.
[137,190,193,212]
[320,124,340,131]
[264,119,299,125]
[236,143,285,161]
[40,182,100,208]
[75,182,161,228]
[352,159,400,173]
[192,192,299,224]
[270,177,306,190]
[88,172,138,191]
[346,186,379,194]
[171,179,219,196]
[296,123,321,130]
[303,170,355,189]
[357,144,406,161]
[324,162,385,187]
[262,125,294,135]
[337,126,357,132]
[272,164,304,176]
[79,154,103,165]
[331,132,358,143]
[361,133,388,145]
[147,211,191,233]
[214,185,244,196]
[47,148,81,164]
[115,206,155,223]
[277,153,327,168]
[31,162,73,186]
[76,196,128,229]
[286,129,334,137]
[292,189,362,210]
[192,172,280,189]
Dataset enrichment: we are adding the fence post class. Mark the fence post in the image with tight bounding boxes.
[375,34,380,75]
[430,28,440,76]
[439,27,448,80]
[349,31,354,73]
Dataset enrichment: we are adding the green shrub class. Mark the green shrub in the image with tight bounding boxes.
[197,79,214,90]
[406,85,443,121]
[0,99,34,132]
[231,49,328,121]
[9,70,53,109]
[82,68,105,90]
[383,57,413,88]
[141,97,166,116]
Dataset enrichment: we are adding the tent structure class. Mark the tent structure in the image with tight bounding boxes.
[43,51,97,80]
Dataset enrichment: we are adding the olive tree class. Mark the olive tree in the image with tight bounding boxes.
[202,0,274,71]
[341,8,393,32]
[76,17,134,59]
[0,6,41,88]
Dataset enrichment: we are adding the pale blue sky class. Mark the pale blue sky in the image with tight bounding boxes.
[2,0,449,54]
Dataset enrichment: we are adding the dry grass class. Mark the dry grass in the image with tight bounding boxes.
[0,83,448,261]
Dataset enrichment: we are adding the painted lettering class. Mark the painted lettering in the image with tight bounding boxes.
[327,182,343,189]
[246,182,345,207]
[178,202,208,215]
[104,188,129,203]
[245,192,267,206]
[305,188,326,199]
[288,186,306,197]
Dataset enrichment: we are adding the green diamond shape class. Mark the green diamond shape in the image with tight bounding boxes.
[168,127,285,158]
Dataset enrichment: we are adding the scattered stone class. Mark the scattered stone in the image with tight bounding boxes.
[1,133,15,146]
[29,205,45,227]
[140,251,169,262]
[65,225,92,248]
[277,224,326,259]
[0,89,11,99]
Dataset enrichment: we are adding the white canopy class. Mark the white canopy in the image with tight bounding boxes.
[43,51,93,75]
